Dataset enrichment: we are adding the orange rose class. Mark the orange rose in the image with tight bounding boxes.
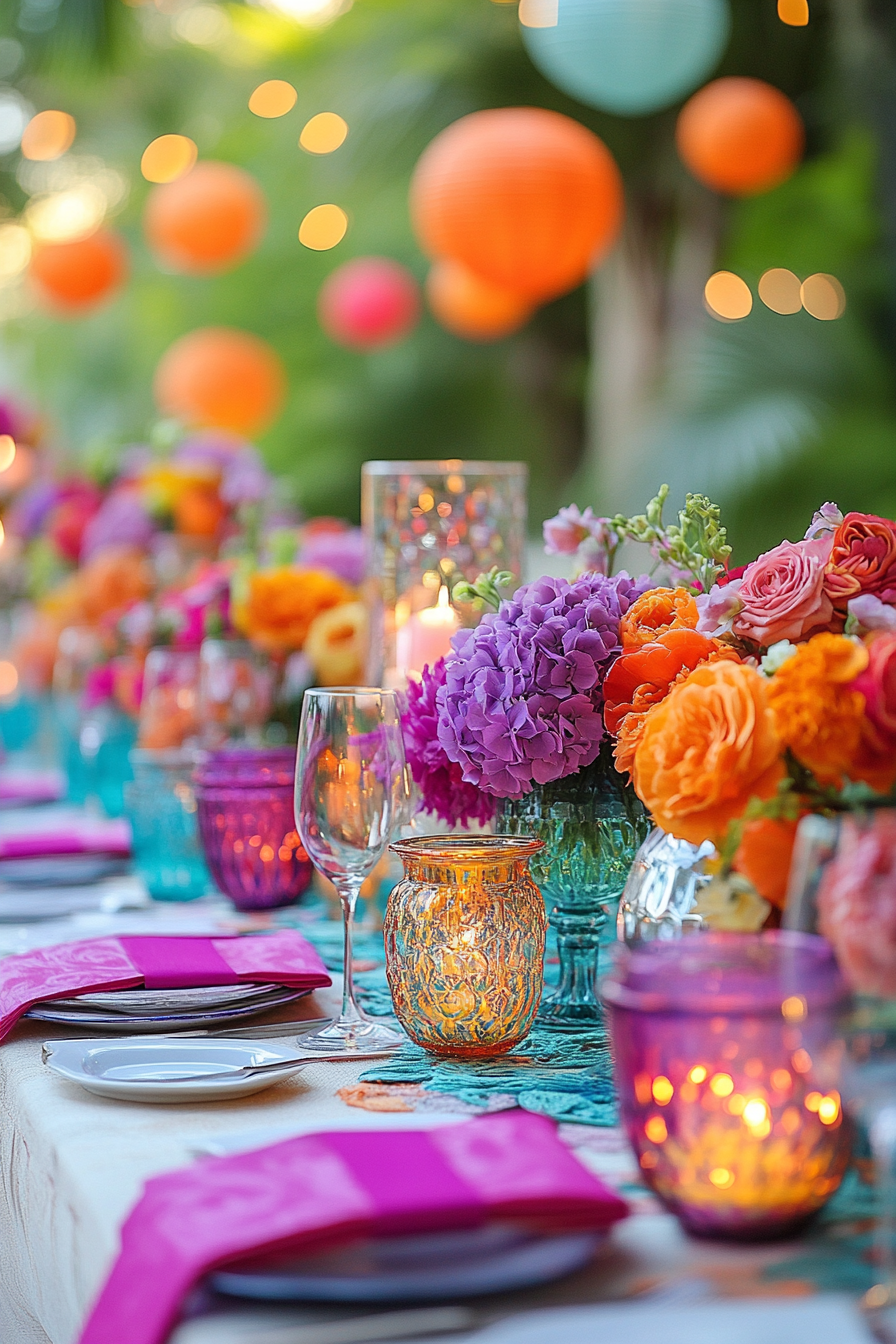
[604,628,738,775]
[766,633,868,787]
[233,567,355,654]
[619,587,699,652]
[734,815,800,910]
[633,661,783,846]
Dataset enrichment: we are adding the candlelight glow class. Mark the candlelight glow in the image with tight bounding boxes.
[781,995,807,1022]
[710,1072,734,1097]
[652,1075,674,1105]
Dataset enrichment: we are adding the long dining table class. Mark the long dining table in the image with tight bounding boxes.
[0,884,880,1344]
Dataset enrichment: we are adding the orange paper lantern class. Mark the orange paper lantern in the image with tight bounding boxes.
[144,161,267,275]
[410,107,623,303]
[154,327,287,436]
[677,77,805,197]
[29,228,128,315]
[426,259,532,342]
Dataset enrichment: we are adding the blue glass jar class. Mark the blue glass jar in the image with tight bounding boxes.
[124,748,210,901]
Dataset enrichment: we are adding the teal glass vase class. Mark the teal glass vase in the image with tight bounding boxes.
[497,746,650,1029]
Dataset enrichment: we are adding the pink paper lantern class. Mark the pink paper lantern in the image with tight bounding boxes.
[318,257,420,350]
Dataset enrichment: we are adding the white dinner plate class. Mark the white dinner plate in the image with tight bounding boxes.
[51,982,291,1015]
[210,1225,604,1303]
[26,986,309,1032]
[43,1036,311,1102]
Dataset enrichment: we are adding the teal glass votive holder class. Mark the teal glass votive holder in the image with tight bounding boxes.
[124,748,210,901]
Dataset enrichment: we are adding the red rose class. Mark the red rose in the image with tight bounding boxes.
[825,512,896,609]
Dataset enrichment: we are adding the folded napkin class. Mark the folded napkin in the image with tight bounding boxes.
[0,769,65,806]
[79,1111,628,1344]
[0,816,130,861]
[0,929,330,1041]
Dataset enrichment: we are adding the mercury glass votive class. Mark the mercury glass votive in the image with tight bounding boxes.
[384,836,546,1058]
[362,460,527,686]
[195,747,313,911]
[604,932,850,1240]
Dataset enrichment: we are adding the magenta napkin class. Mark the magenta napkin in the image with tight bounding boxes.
[0,930,330,1041]
[0,816,130,860]
[79,1112,628,1344]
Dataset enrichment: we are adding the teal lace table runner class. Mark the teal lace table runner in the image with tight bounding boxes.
[278,908,618,1126]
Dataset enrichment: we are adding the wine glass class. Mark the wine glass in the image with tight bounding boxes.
[295,687,406,1053]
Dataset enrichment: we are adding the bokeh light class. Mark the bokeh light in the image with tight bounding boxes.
[141,135,198,184]
[21,110,76,162]
[0,436,15,473]
[0,660,17,697]
[299,204,348,250]
[0,224,31,278]
[26,184,106,243]
[173,5,231,47]
[519,0,559,27]
[259,0,350,27]
[704,271,753,321]
[0,90,30,155]
[758,267,802,315]
[801,273,846,320]
[778,0,809,24]
[300,113,348,154]
[249,81,298,118]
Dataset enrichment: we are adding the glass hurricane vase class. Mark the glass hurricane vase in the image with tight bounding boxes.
[497,747,650,1029]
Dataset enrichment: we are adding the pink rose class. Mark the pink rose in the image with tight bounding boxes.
[730,535,836,648]
[817,812,896,996]
[850,632,896,793]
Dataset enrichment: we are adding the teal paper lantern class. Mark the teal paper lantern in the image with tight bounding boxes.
[522,0,731,118]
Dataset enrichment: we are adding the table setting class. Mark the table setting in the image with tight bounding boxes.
[2,469,896,1344]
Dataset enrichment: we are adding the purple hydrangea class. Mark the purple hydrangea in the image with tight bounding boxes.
[436,572,650,799]
[402,659,497,828]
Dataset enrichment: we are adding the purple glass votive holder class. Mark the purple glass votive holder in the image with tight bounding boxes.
[603,932,850,1240]
[195,748,313,912]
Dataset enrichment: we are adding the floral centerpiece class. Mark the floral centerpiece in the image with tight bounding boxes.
[2,425,368,764]
[401,487,896,1023]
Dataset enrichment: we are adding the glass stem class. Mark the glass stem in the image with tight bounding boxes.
[871,1103,896,1303]
[337,880,365,1025]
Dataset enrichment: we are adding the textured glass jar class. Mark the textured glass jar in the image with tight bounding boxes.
[362,460,527,687]
[604,932,850,1239]
[195,747,313,911]
[384,836,546,1058]
[124,748,210,901]
[498,752,650,1029]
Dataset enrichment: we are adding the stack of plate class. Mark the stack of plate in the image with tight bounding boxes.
[211,1224,605,1303]
[27,982,309,1033]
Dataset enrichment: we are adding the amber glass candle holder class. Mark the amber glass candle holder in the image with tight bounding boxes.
[384,835,546,1058]
[604,932,850,1240]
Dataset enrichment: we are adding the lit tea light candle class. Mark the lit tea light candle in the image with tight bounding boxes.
[605,932,850,1239]
[395,585,459,678]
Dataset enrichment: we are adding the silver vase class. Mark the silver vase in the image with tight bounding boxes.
[617,826,716,944]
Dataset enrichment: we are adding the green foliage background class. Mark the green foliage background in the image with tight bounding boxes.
[0,0,894,561]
